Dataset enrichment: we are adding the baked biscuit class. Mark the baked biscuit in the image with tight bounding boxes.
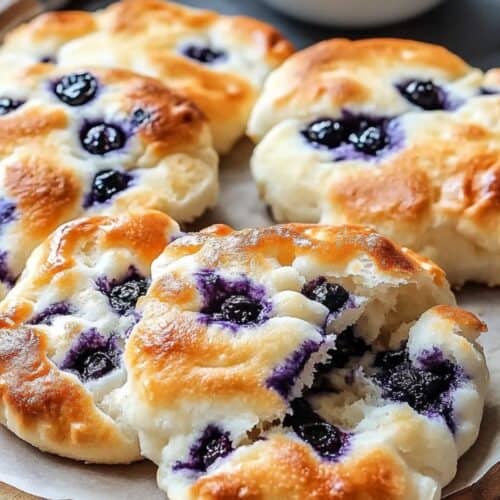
[248,38,500,286]
[0,62,217,298]
[1,0,294,153]
[114,224,486,499]
[0,210,181,463]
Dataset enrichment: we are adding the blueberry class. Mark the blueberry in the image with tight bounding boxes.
[219,294,263,325]
[302,278,349,313]
[322,327,368,370]
[373,348,456,414]
[54,72,98,106]
[81,123,126,155]
[40,55,56,64]
[59,329,121,382]
[285,399,347,460]
[183,45,226,64]
[199,431,232,470]
[76,351,116,381]
[295,422,343,459]
[90,169,131,204]
[400,79,443,110]
[302,119,346,149]
[130,108,151,128]
[0,97,25,116]
[348,125,387,155]
[173,426,233,472]
[108,278,149,314]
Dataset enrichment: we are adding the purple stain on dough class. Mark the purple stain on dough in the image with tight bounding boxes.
[27,301,73,326]
[173,425,233,473]
[284,399,350,461]
[373,345,465,432]
[96,266,149,316]
[302,112,404,162]
[60,329,121,382]
[196,269,271,329]
[0,199,16,227]
[267,339,323,399]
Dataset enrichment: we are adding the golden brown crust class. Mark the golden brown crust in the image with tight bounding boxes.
[164,224,422,277]
[4,157,81,239]
[192,436,410,500]
[3,11,96,45]
[0,211,178,462]
[329,167,432,223]
[223,16,294,66]
[103,0,217,34]
[1,0,294,153]
[431,305,487,333]
[0,106,68,157]
[271,38,469,110]
[0,326,138,463]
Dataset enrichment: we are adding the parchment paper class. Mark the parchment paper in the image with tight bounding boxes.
[0,140,498,499]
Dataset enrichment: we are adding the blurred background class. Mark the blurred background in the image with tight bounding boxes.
[67,0,500,69]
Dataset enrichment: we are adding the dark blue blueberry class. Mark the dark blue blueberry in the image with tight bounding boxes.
[399,79,444,110]
[27,302,73,325]
[219,294,263,325]
[97,267,149,315]
[54,72,98,106]
[302,119,346,149]
[284,399,348,460]
[373,346,459,430]
[88,169,132,205]
[196,270,270,328]
[130,108,151,128]
[60,329,120,382]
[267,340,321,398]
[348,125,387,155]
[109,279,148,314]
[480,87,499,96]
[302,114,393,158]
[40,55,56,64]
[302,277,349,313]
[81,123,126,155]
[173,425,233,472]
[183,45,226,64]
[324,327,368,371]
[0,97,25,116]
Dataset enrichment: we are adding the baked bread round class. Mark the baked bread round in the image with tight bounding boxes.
[0,62,217,298]
[115,224,487,499]
[1,0,294,154]
[0,210,180,463]
[248,38,500,286]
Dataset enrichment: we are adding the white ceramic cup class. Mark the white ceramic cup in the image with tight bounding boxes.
[261,0,445,28]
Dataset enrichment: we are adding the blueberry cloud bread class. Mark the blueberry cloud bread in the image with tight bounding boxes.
[0,62,217,298]
[1,0,294,154]
[0,210,181,463]
[248,38,500,286]
[113,224,488,499]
